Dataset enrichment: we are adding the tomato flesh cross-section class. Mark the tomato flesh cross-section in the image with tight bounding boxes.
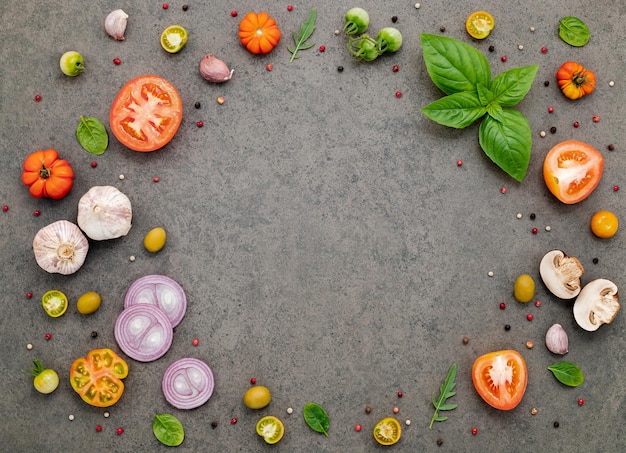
[70,348,129,407]
[472,350,527,410]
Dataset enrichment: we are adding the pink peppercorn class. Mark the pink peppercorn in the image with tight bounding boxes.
[230,418,238,425]
[592,115,600,123]
[397,391,403,398]
[26,292,33,299]
[501,55,507,62]
[45,333,52,341]
[355,424,362,432]
[548,106,554,113]
[287,5,293,11]
[392,406,399,414]
[532,227,538,234]
[457,159,463,167]
[35,94,42,102]
[192,339,199,346]
[2,205,8,212]
[578,398,585,406]
[471,427,478,435]
[527,314,534,321]
[500,302,506,310]
[113,58,121,65]
[266,64,273,71]
[96,425,102,432]
[230,10,237,17]
[395,91,402,98]
[541,47,548,54]
[117,427,124,435]
[91,161,97,168]
[197,121,204,128]
[535,300,541,307]
[392,65,399,72]
[613,185,619,192]
[500,187,507,194]
[250,377,256,385]
[573,121,580,128]
[319,45,326,52]
[162,3,169,10]
[153,176,160,183]
[34,210,41,217]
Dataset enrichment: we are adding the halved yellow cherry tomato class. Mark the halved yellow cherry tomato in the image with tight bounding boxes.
[161,25,188,53]
[373,417,401,446]
[42,290,68,317]
[256,416,284,444]
[466,11,495,39]
[591,210,618,238]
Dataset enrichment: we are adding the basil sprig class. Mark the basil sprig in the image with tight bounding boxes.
[420,34,538,182]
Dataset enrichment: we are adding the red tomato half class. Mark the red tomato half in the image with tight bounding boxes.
[110,75,183,152]
[543,140,604,204]
[472,350,527,410]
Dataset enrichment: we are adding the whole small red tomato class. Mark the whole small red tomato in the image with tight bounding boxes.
[22,149,74,199]
[557,61,596,100]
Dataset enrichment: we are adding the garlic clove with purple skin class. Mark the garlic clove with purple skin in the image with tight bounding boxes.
[105,9,128,40]
[545,323,569,355]
[33,220,89,275]
[199,54,234,83]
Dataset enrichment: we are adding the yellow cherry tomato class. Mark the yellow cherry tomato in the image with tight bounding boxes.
[144,227,167,252]
[373,417,402,446]
[591,210,618,238]
[42,290,68,317]
[514,274,535,303]
[466,11,494,39]
[77,291,102,315]
[256,416,284,444]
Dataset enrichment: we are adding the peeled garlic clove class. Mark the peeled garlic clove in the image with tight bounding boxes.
[33,220,89,275]
[105,9,128,40]
[77,186,132,241]
[199,54,234,83]
[545,323,569,355]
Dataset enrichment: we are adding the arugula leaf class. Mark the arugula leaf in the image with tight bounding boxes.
[559,16,590,47]
[420,33,491,95]
[288,8,316,62]
[429,363,457,429]
[76,115,108,155]
[490,65,539,106]
[303,402,330,436]
[152,413,184,447]
[479,110,532,182]
[548,361,585,387]
[422,92,487,129]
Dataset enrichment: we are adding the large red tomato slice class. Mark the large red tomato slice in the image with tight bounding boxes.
[472,350,527,410]
[110,75,183,152]
[543,140,604,204]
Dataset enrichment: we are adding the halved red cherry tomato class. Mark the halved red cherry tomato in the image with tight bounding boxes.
[70,348,129,407]
[543,140,604,204]
[472,350,527,410]
[110,75,183,152]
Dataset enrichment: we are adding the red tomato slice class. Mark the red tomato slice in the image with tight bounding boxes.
[472,350,527,410]
[110,75,183,152]
[543,140,604,204]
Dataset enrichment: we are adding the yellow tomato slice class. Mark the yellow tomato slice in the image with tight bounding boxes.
[466,11,495,39]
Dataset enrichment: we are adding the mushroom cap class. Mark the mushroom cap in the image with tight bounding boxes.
[573,278,620,331]
[539,250,584,299]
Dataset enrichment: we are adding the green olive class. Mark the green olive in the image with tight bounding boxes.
[243,385,271,409]
[77,292,102,315]
[514,274,535,303]
[60,51,85,76]
[144,227,167,252]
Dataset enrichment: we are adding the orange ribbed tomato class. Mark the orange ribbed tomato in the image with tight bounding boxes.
[239,12,281,55]
[557,61,596,100]
[22,149,74,199]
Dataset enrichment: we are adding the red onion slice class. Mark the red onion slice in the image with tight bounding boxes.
[114,304,173,362]
[124,274,187,327]
[162,358,215,410]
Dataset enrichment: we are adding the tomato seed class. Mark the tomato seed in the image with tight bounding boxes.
[393,65,400,72]
[501,55,507,62]
[117,427,124,435]
[230,418,237,424]
[471,427,478,435]
[250,377,256,384]
[35,94,42,102]
[197,121,204,128]
[527,314,534,321]
[26,292,33,299]
[45,333,52,341]
[287,5,293,11]
[90,161,97,168]
[211,421,218,428]
[113,58,121,65]
[541,46,548,54]
[578,398,584,406]
[397,391,403,398]
[395,91,402,98]
[230,10,237,17]
[613,185,619,192]
[355,424,362,431]
[532,227,538,234]
[319,45,326,52]
[573,121,580,128]
[96,425,102,432]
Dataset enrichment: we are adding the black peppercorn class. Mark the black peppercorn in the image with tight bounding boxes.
[91,331,98,338]
[529,213,536,220]
[544,80,550,87]
[504,324,511,331]
[593,258,599,264]
[489,45,495,52]
[553,421,559,428]
[437,438,444,446]
[608,144,615,151]
[462,336,470,345]
[392,16,398,23]
[365,406,372,414]
[194,101,201,109]
[211,421,218,428]
[182,4,188,11]
[550,126,557,133]
[337,66,344,72]
[440,25,446,32]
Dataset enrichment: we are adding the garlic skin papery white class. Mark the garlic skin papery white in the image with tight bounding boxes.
[105,9,128,40]
[77,186,132,241]
[33,220,89,275]
[199,54,234,83]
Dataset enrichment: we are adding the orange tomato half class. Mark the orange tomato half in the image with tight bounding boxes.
[543,140,604,204]
[472,350,527,410]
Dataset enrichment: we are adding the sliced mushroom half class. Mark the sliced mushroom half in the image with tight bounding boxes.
[573,278,620,331]
[539,250,584,299]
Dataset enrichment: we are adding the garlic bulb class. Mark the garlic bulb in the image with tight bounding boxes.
[199,54,234,83]
[33,220,89,275]
[77,186,132,241]
[105,9,128,40]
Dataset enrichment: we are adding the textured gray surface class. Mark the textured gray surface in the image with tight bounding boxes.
[2,0,626,451]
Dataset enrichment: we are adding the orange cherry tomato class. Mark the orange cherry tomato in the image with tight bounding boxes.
[543,140,604,204]
[590,210,618,238]
[21,149,74,200]
[110,75,183,152]
[557,61,596,100]
[238,12,281,55]
[472,350,527,410]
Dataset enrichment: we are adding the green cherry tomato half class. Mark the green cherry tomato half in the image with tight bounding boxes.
[30,360,59,394]
[42,290,68,317]
[160,25,188,53]
[60,51,85,76]
[256,416,284,444]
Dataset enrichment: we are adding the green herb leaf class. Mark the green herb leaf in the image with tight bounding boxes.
[289,8,316,63]
[486,103,504,122]
[420,34,491,95]
[476,83,495,106]
[152,413,185,447]
[490,65,539,106]
[421,92,487,129]
[429,363,457,429]
[303,402,330,436]
[559,16,590,47]
[479,110,532,182]
[76,115,108,155]
[548,361,585,387]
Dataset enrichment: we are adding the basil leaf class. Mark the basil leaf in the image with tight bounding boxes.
[491,65,539,106]
[548,361,585,387]
[421,91,487,128]
[152,413,185,447]
[486,103,504,122]
[476,83,494,106]
[478,110,531,182]
[76,115,108,155]
[421,33,491,95]
[559,16,590,47]
[303,402,330,436]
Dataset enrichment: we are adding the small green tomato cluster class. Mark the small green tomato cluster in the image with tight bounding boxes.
[343,8,402,62]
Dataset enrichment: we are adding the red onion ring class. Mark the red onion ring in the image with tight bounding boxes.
[162,358,215,409]
[124,274,187,327]
[114,304,173,362]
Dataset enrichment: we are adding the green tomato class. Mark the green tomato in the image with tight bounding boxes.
[343,7,369,35]
[348,35,380,62]
[60,51,85,76]
[376,27,403,53]
[30,360,59,394]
